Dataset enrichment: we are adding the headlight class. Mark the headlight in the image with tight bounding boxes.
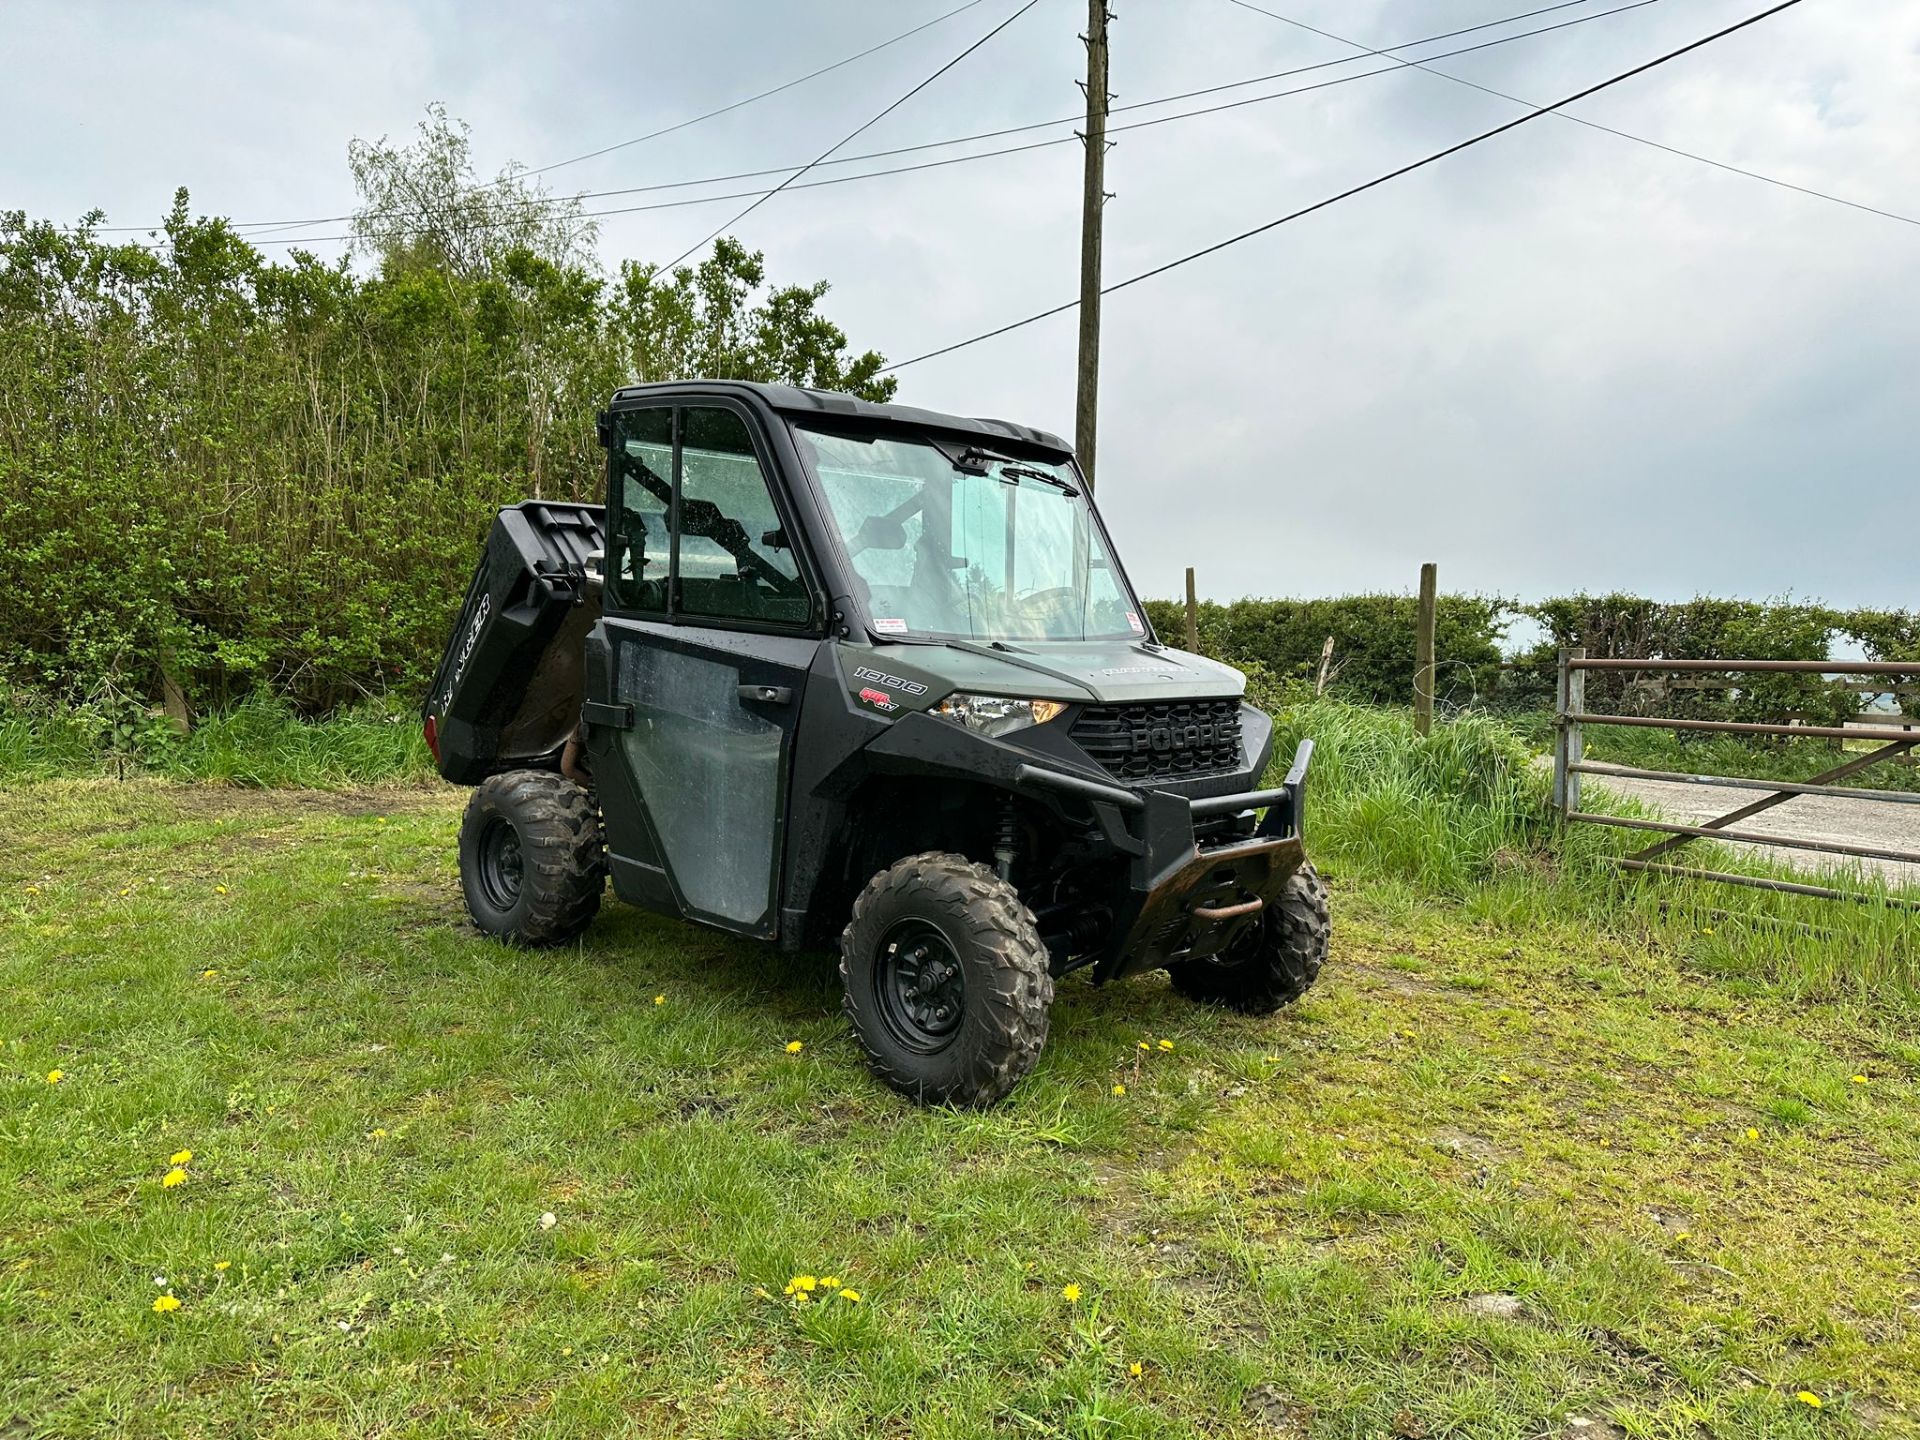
[931,693,1067,739]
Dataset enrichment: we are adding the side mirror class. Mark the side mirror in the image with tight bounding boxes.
[761,526,789,550]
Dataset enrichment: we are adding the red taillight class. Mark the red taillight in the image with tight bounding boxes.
[423,713,441,763]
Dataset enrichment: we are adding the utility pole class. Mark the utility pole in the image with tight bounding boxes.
[1075,0,1111,491]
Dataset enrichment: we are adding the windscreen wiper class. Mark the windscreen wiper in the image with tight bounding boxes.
[952,444,1079,497]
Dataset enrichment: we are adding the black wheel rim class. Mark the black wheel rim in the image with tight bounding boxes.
[477,816,524,911]
[874,920,967,1054]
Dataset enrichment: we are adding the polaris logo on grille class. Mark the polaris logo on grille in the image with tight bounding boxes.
[1072,700,1243,783]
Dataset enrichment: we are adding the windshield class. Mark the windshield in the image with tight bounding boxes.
[794,424,1145,643]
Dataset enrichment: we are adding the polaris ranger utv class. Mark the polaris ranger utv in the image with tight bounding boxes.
[424,381,1327,1105]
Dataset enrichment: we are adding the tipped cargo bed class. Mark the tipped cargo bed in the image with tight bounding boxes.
[424,501,605,784]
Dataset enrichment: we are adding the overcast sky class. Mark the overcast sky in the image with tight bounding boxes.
[6,0,1916,614]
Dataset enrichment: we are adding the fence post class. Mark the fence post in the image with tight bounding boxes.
[1554,646,1585,823]
[1414,562,1437,735]
[1183,567,1200,653]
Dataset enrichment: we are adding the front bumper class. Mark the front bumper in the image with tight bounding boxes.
[1014,740,1313,980]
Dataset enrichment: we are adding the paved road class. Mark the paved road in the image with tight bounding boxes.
[1582,769,1920,888]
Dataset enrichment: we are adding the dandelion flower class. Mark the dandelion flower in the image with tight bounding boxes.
[162,1168,188,1188]
[1744,1127,1760,1142]
[822,1276,841,1289]
[1496,1072,1514,1084]
[170,1149,193,1167]
[1111,1083,1126,1097]
[215,885,229,895]
[1157,1039,1174,1052]
[785,1040,804,1054]
[1137,1041,1150,1052]
[45,1069,63,1084]
[1850,1074,1867,1085]
[152,1294,181,1314]
[369,1127,387,1139]
[1129,1362,1143,1377]
[1061,1283,1082,1302]
[838,1288,862,1302]
[562,1345,573,1357]
[214,1261,231,1272]
[1796,1392,1822,1408]
[653,995,665,1006]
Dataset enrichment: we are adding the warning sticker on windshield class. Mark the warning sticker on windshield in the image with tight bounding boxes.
[874,617,909,635]
[1125,611,1144,634]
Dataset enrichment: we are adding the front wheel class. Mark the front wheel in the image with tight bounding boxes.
[839,852,1053,1107]
[1168,863,1329,1014]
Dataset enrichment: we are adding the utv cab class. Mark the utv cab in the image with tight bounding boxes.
[425,381,1327,1105]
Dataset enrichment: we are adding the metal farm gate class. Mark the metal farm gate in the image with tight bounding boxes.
[1552,652,1920,909]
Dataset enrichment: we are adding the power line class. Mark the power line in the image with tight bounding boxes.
[519,0,995,182]
[71,0,994,236]
[657,0,1041,271]
[84,0,1657,237]
[881,0,1810,372]
[1227,0,1920,231]
[203,0,1674,251]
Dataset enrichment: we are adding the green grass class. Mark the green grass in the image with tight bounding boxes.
[5,780,1919,1437]
[0,694,432,787]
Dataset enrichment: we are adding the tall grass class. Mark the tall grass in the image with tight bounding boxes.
[0,693,432,787]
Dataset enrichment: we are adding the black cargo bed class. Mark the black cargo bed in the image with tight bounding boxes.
[425,501,605,784]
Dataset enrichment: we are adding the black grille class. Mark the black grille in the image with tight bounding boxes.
[1070,699,1243,784]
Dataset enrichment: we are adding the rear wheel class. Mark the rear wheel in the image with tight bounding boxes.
[458,770,605,946]
[840,852,1053,1107]
[1168,863,1329,1014]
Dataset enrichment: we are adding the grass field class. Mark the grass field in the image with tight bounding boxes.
[6,779,1918,1438]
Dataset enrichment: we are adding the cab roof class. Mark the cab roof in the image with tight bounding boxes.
[608,380,1072,460]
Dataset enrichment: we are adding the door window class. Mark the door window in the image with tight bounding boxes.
[675,408,811,627]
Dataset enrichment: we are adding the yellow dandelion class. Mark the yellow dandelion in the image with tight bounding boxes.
[1061,1283,1082,1302]
[119,887,132,897]
[562,1345,573,1356]
[822,1276,841,1289]
[1674,1230,1690,1242]
[152,1294,181,1313]
[24,884,40,894]
[1129,1361,1143,1377]
[1744,1127,1760,1142]
[170,1149,193,1167]
[788,1275,817,1292]
[1496,1072,1514,1084]
[1850,1074,1867,1085]
[369,1128,387,1139]
[838,1288,862,1302]
[214,1261,231,1272]
[1796,1392,1822,1408]
[1700,927,1714,936]
[214,885,229,895]
[162,1167,188,1188]
[201,968,218,979]
[1157,1039,1174,1052]
[46,1069,64,1084]
[785,1040,804,1054]
[653,995,665,1006]
[1111,1083,1126,1097]
[1137,1041,1150,1052]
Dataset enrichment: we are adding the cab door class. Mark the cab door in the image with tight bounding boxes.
[584,400,822,939]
